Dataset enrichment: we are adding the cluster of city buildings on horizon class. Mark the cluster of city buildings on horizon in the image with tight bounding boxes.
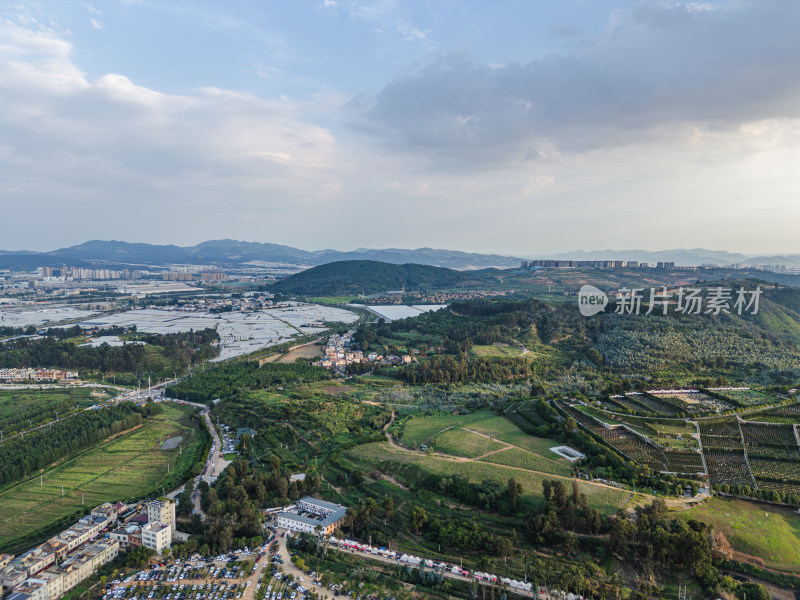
[0,264,284,298]
[521,259,797,273]
[1,499,176,600]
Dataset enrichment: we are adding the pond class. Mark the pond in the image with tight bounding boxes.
[161,435,183,450]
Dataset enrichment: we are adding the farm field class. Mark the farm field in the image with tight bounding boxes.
[0,388,107,436]
[710,389,778,407]
[745,403,800,424]
[0,403,202,553]
[430,428,506,458]
[480,447,571,476]
[680,498,800,571]
[399,411,496,447]
[348,441,631,514]
[461,415,558,455]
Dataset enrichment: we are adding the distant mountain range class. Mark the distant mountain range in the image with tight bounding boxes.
[0,240,522,270]
[1,240,798,271]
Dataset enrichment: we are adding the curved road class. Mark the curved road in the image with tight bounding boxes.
[192,409,229,520]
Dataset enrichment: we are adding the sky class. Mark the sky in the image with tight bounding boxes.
[1,0,799,255]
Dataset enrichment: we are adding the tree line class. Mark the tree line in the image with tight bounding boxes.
[387,355,534,384]
[166,361,332,402]
[0,328,219,373]
[0,402,159,486]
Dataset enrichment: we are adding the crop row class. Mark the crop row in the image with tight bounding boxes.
[703,448,755,488]
[740,421,798,448]
[749,459,800,484]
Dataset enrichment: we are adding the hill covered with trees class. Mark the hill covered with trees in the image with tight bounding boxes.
[356,282,800,389]
[269,260,479,296]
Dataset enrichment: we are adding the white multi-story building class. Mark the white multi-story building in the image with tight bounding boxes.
[141,522,171,554]
[147,500,175,535]
[276,497,346,536]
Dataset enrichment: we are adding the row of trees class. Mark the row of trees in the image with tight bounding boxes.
[716,483,800,506]
[166,361,332,402]
[0,328,219,373]
[388,355,534,384]
[0,402,158,485]
[528,479,604,544]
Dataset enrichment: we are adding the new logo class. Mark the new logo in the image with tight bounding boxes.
[578,285,608,317]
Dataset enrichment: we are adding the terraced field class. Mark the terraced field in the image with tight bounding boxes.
[0,403,202,552]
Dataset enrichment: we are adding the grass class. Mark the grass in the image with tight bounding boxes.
[680,497,800,572]
[480,447,571,476]
[399,411,495,447]
[349,441,631,514]
[430,427,506,458]
[463,415,559,455]
[0,403,203,553]
[468,344,522,358]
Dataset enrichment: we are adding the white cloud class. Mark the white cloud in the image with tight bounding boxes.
[1,1,799,256]
[90,18,103,30]
[0,16,346,236]
[352,1,800,170]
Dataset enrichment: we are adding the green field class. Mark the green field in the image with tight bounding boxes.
[468,344,522,358]
[680,497,800,571]
[399,411,496,447]
[430,427,506,458]
[349,441,631,514]
[0,403,203,553]
[480,447,571,476]
[0,388,108,435]
[463,415,559,454]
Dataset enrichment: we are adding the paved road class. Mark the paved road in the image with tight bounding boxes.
[275,531,334,600]
[276,529,537,599]
[193,409,229,520]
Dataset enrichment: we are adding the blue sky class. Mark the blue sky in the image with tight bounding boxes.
[2,0,799,255]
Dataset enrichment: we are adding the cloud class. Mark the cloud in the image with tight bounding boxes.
[90,19,103,30]
[348,0,432,46]
[548,24,583,37]
[351,1,800,169]
[0,15,343,224]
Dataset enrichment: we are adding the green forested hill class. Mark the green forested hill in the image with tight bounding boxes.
[365,283,800,388]
[270,260,477,295]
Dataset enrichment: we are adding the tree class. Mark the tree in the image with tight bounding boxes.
[411,506,428,534]
[507,478,520,510]
[382,495,395,517]
[126,546,155,568]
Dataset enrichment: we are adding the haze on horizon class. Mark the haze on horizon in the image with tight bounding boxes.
[2,0,799,256]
